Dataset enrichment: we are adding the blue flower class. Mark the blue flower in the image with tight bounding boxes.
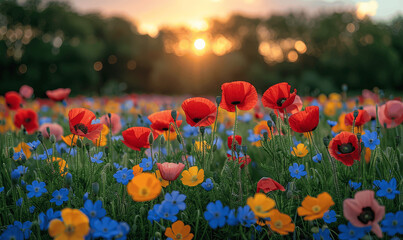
[91,119,101,124]
[289,163,307,179]
[113,168,134,185]
[348,180,362,190]
[157,201,179,222]
[50,188,69,206]
[26,180,47,198]
[213,137,223,150]
[91,152,104,164]
[33,149,53,160]
[183,125,199,138]
[226,130,234,136]
[247,129,260,143]
[114,222,130,240]
[326,120,337,127]
[187,156,195,166]
[148,204,161,223]
[83,192,89,202]
[322,210,337,224]
[11,170,21,181]
[139,157,153,171]
[381,211,403,236]
[111,136,123,142]
[313,228,331,240]
[113,163,123,170]
[227,209,239,226]
[12,221,32,239]
[92,217,120,239]
[29,206,35,213]
[362,130,380,150]
[204,200,229,229]
[38,208,61,230]
[0,226,23,240]
[55,142,69,154]
[312,153,322,163]
[338,222,371,240]
[164,191,186,211]
[0,187,4,193]
[16,198,23,206]
[27,140,41,151]
[376,178,400,199]
[237,205,255,227]
[292,137,301,146]
[373,179,386,188]
[13,149,26,160]
[201,178,214,191]
[15,165,28,175]
[81,199,107,221]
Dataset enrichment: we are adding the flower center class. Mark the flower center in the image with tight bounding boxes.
[139,187,149,196]
[122,174,127,179]
[57,195,62,200]
[74,123,88,134]
[191,175,198,182]
[25,118,31,123]
[349,230,355,236]
[276,98,287,107]
[369,139,373,143]
[255,206,263,213]
[274,220,283,229]
[90,211,96,217]
[231,101,241,105]
[387,188,392,193]
[176,233,183,239]
[357,207,375,224]
[34,187,39,192]
[312,205,321,213]
[392,220,398,226]
[193,118,202,123]
[65,224,75,235]
[338,143,355,154]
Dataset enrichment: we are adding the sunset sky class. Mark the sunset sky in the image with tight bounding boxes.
[67,0,403,35]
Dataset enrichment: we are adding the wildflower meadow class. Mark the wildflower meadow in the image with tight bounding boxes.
[0,82,402,240]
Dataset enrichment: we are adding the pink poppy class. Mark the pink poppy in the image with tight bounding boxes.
[363,105,376,120]
[19,85,34,99]
[100,113,122,135]
[39,123,64,141]
[46,88,71,101]
[275,95,303,119]
[156,162,185,181]
[343,190,385,238]
[378,100,403,128]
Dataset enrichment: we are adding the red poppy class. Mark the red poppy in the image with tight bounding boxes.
[288,106,319,133]
[262,82,297,111]
[46,88,71,101]
[5,91,23,110]
[345,110,371,127]
[328,131,360,166]
[68,108,103,140]
[13,108,39,134]
[220,81,258,112]
[181,97,217,127]
[148,110,182,135]
[226,154,251,169]
[256,177,285,193]
[122,127,156,151]
[227,135,242,150]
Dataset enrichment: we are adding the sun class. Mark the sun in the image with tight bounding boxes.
[194,38,206,50]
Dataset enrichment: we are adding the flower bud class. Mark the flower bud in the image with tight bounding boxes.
[216,96,222,105]
[108,113,112,119]
[76,138,83,148]
[148,132,154,145]
[65,173,72,187]
[171,110,177,122]
[267,120,273,129]
[37,132,43,142]
[200,126,205,135]
[176,134,182,144]
[50,134,56,144]
[160,135,165,145]
[356,133,361,141]
[323,137,330,148]
[46,127,51,135]
[353,110,359,119]
[92,182,99,195]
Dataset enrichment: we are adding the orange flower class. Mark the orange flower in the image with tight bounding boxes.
[180,166,204,187]
[48,208,89,240]
[297,192,335,220]
[127,173,161,202]
[13,142,32,160]
[48,157,69,176]
[165,220,194,240]
[61,134,83,147]
[267,209,295,235]
[154,170,170,187]
[247,193,276,219]
[132,165,143,177]
[92,124,109,147]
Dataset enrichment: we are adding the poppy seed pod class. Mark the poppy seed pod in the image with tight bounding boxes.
[37,132,43,142]
[176,134,182,144]
[323,137,330,147]
[342,84,348,92]
[46,127,51,135]
[353,110,359,119]
[267,120,273,128]
[108,113,112,119]
[92,182,99,195]
[50,134,56,144]
[76,138,83,148]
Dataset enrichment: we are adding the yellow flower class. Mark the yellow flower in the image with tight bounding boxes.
[48,208,89,240]
[154,170,170,187]
[62,134,83,147]
[163,130,177,141]
[104,101,121,114]
[297,192,335,220]
[291,143,308,157]
[165,220,194,240]
[323,102,337,117]
[132,165,143,177]
[194,141,210,152]
[181,166,204,187]
[13,142,32,160]
[92,125,109,147]
[267,209,295,235]
[127,173,161,202]
[318,94,327,104]
[247,193,276,219]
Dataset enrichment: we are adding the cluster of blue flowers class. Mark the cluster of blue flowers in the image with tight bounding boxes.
[148,191,187,223]
[204,200,257,229]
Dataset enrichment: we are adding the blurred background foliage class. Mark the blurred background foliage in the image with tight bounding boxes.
[1,0,403,97]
